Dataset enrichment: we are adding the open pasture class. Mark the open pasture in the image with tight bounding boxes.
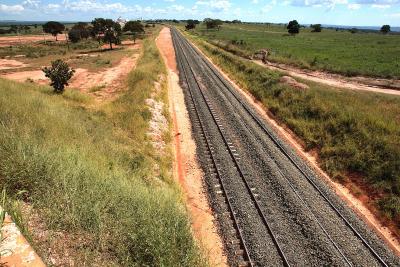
[190,23,400,78]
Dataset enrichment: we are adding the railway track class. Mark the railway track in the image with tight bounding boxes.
[171,27,399,266]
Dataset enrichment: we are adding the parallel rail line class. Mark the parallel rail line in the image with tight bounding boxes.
[173,27,388,267]
[173,28,290,267]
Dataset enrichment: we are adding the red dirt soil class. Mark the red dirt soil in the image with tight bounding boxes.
[0,41,141,101]
[156,27,228,267]
[0,34,66,47]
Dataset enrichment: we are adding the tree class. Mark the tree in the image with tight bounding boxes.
[42,59,75,94]
[42,21,65,41]
[310,24,322,32]
[185,20,197,30]
[123,20,144,43]
[287,20,300,35]
[68,28,81,43]
[204,18,223,30]
[381,25,391,34]
[91,18,122,49]
[71,22,91,40]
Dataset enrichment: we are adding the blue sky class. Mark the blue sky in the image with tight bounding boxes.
[0,0,399,26]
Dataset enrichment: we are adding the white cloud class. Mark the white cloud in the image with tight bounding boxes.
[348,3,361,9]
[0,4,25,13]
[194,0,231,12]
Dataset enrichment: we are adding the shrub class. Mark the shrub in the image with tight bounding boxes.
[42,59,75,93]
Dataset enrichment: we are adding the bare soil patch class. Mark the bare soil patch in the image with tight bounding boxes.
[0,34,66,47]
[156,27,228,267]
[0,41,141,102]
[190,39,400,256]
[254,60,400,96]
[0,59,28,70]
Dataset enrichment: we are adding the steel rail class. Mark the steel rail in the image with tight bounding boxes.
[172,30,254,267]
[173,29,291,267]
[173,27,388,267]
[174,28,353,267]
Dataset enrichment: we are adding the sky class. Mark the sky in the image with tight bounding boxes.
[0,0,399,26]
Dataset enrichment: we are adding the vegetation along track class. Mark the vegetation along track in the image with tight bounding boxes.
[171,27,400,267]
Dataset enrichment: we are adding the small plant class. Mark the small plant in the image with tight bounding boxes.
[42,59,75,94]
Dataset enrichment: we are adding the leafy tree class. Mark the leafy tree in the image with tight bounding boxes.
[287,20,300,35]
[42,21,65,41]
[311,24,322,32]
[71,22,91,39]
[185,20,197,30]
[204,18,223,30]
[123,21,144,44]
[381,25,391,34]
[68,29,81,43]
[91,18,121,50]
[42,59,75,94]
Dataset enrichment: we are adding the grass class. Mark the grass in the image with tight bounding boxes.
[186,23,400,79]
[186,34,400,227]
[0,28,205,266]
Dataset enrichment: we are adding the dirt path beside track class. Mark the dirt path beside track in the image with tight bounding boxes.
[254,60,400,96]
[156,27,228,267]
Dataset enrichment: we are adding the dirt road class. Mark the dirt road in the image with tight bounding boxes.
[254,60,400,96]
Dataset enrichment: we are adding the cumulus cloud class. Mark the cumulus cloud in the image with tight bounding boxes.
[0,4,24,13]
[194,0,231,12]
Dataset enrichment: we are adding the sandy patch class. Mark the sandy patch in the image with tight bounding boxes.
[1,45,140,101]
[156,27,228,267]
[254,60,400,96]
[0,34,66,47]
[0,58,28,70]
[189,38,400,256]
[0,70,47,84]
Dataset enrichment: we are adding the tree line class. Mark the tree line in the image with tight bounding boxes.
[183,18,393,35]
[40,19,145,49]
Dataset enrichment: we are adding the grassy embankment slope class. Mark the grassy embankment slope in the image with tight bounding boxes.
[182,29,400,230]
[190,23,400,79]
[0,29,205,265]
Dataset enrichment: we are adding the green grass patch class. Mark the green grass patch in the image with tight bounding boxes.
[0,29,205,266]
[186,23,400,79]
[188,35,400,226]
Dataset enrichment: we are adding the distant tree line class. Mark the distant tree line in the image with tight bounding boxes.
[0,25,31,34]
[37,19,145,50]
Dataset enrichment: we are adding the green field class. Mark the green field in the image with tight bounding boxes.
[188,23,400,78]
[184,32,400,228]
[0,29,205,266]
